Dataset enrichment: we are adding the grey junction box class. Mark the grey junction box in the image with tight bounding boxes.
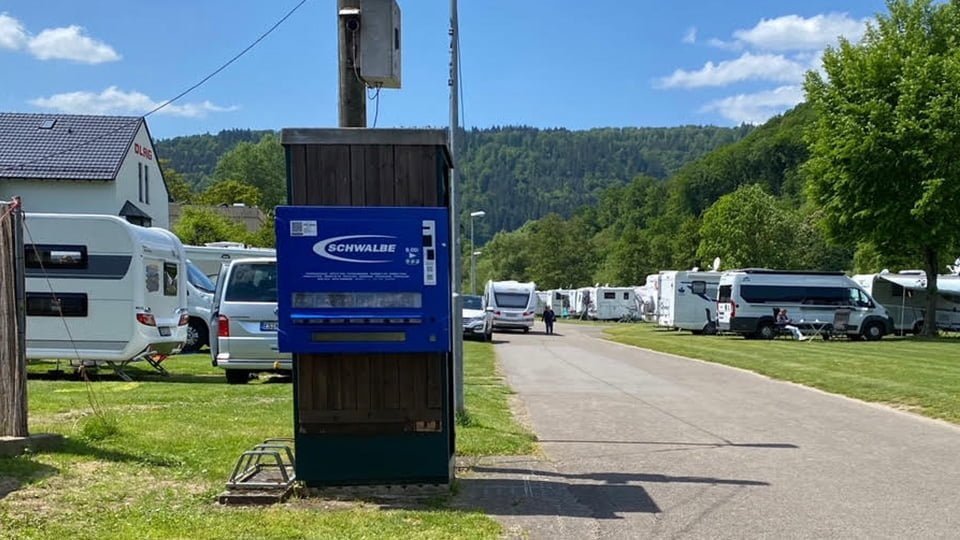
[360,0,401,88]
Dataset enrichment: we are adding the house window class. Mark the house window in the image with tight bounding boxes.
[25,244,87,270]
[138,163,144,203]
[26,292,88,317]
[144,166,150,204]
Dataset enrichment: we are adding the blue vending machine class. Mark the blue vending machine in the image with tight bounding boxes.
[276,206,453,486]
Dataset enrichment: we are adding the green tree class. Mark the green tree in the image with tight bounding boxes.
[697,184,799,269]
[213,133,286,210]
[173,207,250,246]
[804,0,960,335]
[159,158,194,203]
[197,178,263,207]
[247,218,276,248]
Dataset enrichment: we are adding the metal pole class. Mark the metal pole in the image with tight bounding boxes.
[338,0,366,128]
[470,216,475,295]
[449,0,464,416]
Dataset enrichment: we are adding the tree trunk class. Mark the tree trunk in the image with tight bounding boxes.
[0,200,28,437]
[922,247,939,338]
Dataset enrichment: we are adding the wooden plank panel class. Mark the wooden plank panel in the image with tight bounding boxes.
[412,356,427,410]
[413,146,438,206]
[328,356,342,410]
[377,145,396,205]
[349,145,366,205]
[358,145,380,206]
[355,356,371,411]
[304,146,323,205]
[426,354,442,409]
[383,355,400,409]
[289,146,308,205]
[341,356,358,411]
[317,145,351,205]
[397,355,417,409]
[296,357,313,412]
[300,408,443,424]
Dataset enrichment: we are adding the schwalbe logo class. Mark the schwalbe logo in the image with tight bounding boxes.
[313,235,398,264]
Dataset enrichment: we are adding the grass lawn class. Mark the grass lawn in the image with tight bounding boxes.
[0,340,529,540]
[605,323,960,424]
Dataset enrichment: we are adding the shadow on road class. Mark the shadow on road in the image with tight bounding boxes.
[538,439,798,449]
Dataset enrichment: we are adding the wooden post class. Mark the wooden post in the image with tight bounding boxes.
[0,198,28,437]
[338,0,366,128]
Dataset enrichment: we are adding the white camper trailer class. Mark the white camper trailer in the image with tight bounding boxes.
[184,244,276,281]
[656,271,722,333]
[484,280,537,332]
[569,287,594,319]
[23,214,188,372]
[588,287,638,321]
[853,271,960,334]
[535,291,549,316]
[547,289,572,317]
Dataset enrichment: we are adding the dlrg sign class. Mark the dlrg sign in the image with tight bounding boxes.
[134,143,153,160]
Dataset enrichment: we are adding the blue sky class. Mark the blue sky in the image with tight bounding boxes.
[0,0,888,139]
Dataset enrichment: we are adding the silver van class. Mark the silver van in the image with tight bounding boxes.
[210,258,291,384]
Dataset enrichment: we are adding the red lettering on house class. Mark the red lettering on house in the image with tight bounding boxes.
[134,143,153,161]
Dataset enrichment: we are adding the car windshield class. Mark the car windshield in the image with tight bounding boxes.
[225,262,278,302]
[186,261,216,293]
[462,295,483,310]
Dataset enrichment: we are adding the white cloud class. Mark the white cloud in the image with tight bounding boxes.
[707,38,743,51]
[30,86,238,118]
[0,13,27,49]
[701,85,804,124]
[0,13,119,63]
[657,52,805,89]
[682,27,697,44]
[732,13,868,51]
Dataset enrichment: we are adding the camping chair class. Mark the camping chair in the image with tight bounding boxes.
[825,309,851,340]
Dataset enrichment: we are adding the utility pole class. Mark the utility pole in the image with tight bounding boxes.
[0,198,27,438]
[338,0,366,128]
[449,0,464,416]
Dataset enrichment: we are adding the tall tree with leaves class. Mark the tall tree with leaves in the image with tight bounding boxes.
[804,0,960,336]
[159,158,194,203]
[697,184,799,269]
[213,133,286,210]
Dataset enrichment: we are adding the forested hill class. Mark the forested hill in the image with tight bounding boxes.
[155,125,752,237]
[156,129,273,188]
[459,125,752,237]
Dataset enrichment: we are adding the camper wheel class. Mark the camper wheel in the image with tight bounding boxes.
[182,319,209,354]
[756,322,776,340]
[912,320,924,335]
[523,327,530,334]
[862,321,885,341]
[225,369,252,385]
[703,322,718,335]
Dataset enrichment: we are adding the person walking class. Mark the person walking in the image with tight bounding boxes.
[543,305,556,335]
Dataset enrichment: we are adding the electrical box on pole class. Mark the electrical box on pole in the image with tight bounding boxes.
[358,0,401,88]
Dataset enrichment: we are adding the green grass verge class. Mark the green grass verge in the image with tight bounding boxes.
[605,324,960,424]
[456,340,537,456]
[0,346,523,540]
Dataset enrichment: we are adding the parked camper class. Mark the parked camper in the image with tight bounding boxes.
[588,287,638,321]
[484,280,537,332]
[535,291,549,316]
[853,271,960,334]
[184,244,276,281]
[656,271,721,333]
[547,289,572,317]
[634,274,660,322]
[717,269,894,340]
[569,287,593,319]
[23,213,188,370]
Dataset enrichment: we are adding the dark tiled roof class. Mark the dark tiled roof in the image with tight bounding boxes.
[0,112,142,181]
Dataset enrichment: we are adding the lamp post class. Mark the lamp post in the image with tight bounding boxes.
[469,211,486,294]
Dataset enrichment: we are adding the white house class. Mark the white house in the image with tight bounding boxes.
[0,112,170,228]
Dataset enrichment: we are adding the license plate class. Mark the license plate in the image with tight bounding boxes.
[159,327,171,337]
[261,321,278,331]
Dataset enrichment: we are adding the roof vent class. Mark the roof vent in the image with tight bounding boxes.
[39,119,56,130]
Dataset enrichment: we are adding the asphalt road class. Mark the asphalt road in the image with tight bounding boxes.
[469,322,960,539]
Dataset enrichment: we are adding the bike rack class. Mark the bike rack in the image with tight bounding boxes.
[225,438,296,491]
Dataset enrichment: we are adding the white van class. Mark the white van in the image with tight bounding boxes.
[210,257,290,383]
[657,271,722,334]
[717,269,894,340]
[182,260,216,353]
[23,213,188,368]
[484,280,537,332]
[588,286,638,321]
[853,271,960,334]
[184,244,276,282]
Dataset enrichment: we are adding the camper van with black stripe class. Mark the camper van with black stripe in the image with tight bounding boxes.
[23,213,188,370]
[717,269,894,340]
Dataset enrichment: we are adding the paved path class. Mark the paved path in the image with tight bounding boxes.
[459,323,960,539]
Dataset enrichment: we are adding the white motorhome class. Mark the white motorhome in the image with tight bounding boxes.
[23,214,188,371]
[656,271,722,333]
[853,271,960,334]
[484,280,537,332]
[569,287,594,319]
[717,269,894,340]
[588,287,638,321]
[184,244,276,281]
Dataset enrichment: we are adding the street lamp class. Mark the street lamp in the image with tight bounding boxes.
[469,211,486,294]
